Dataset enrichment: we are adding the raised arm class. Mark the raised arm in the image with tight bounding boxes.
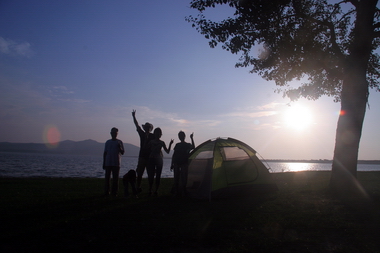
[132,109,140,130]
[190,132,195,150]
[163,139,174,154]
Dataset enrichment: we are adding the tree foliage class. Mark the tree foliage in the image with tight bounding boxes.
[186,0,380,102]
[188,1,380,193]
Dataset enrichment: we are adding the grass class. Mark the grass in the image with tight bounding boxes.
[1,171,380,252]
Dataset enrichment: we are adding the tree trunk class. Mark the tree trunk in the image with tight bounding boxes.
[329,0,376,195]
[329,70,368,194]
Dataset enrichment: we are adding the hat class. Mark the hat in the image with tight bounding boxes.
[142,122,153,132]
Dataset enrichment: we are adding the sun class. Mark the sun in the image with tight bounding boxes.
[284,105,313,131]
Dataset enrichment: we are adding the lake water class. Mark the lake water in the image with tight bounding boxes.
[0,152,379,178]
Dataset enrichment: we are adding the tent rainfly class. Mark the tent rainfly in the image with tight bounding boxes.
[186,137,278,200]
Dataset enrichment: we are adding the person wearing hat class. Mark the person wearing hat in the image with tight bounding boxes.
[132,110,155,193]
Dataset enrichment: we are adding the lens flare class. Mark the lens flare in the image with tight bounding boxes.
[43,125,61,148]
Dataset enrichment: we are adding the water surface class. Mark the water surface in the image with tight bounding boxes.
[0,152,378,178]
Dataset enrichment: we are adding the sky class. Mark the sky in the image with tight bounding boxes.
[0,0,379,160]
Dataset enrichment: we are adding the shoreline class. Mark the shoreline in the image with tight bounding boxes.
[264,159,380,164]
[1,150,380,164]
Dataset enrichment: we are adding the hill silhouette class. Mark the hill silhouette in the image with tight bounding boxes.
[0,140,140,156]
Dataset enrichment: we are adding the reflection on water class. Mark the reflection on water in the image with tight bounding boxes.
[267,162,330,172]
[281,163,312,172]
[267,161,380,173]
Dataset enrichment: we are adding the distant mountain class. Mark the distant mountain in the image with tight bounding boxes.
[0,140,140,157]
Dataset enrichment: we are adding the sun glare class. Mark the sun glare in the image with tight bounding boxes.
[284,105,313,131]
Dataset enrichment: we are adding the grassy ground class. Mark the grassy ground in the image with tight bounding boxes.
[1,171,380,253]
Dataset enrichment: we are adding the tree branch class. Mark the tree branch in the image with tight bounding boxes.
[291,1,345,58]
[303,16,345,58]
[326,21,345,57]
[337,9,355,24]
[347,0,359,8]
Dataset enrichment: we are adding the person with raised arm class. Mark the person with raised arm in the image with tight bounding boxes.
[146,127,173,196]
[171,131,195,197]
[132,110,155,194]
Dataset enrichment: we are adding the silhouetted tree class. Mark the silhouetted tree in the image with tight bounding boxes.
[187,0,380,193]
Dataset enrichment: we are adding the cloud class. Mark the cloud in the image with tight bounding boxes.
[0,37,34,57]
[257,102,284,110]
[221,102,283,119]
[198,120,222,127]
[57,98,91,103]
[52,86,74,94]
[223,111,278,118]
[170,118,189,125]
[131,106,197,128]
[49,86,75,97]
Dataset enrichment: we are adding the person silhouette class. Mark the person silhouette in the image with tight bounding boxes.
[103,127,125,196]
[146,127,173,196]
[132,110,155,194]
[171,131,195,197]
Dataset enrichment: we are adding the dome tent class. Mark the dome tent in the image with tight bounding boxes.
[186,137,278,200]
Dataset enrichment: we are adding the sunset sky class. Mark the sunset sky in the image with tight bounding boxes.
[1,0,379,160]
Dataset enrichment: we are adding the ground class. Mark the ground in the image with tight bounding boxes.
[1,171,379,252]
